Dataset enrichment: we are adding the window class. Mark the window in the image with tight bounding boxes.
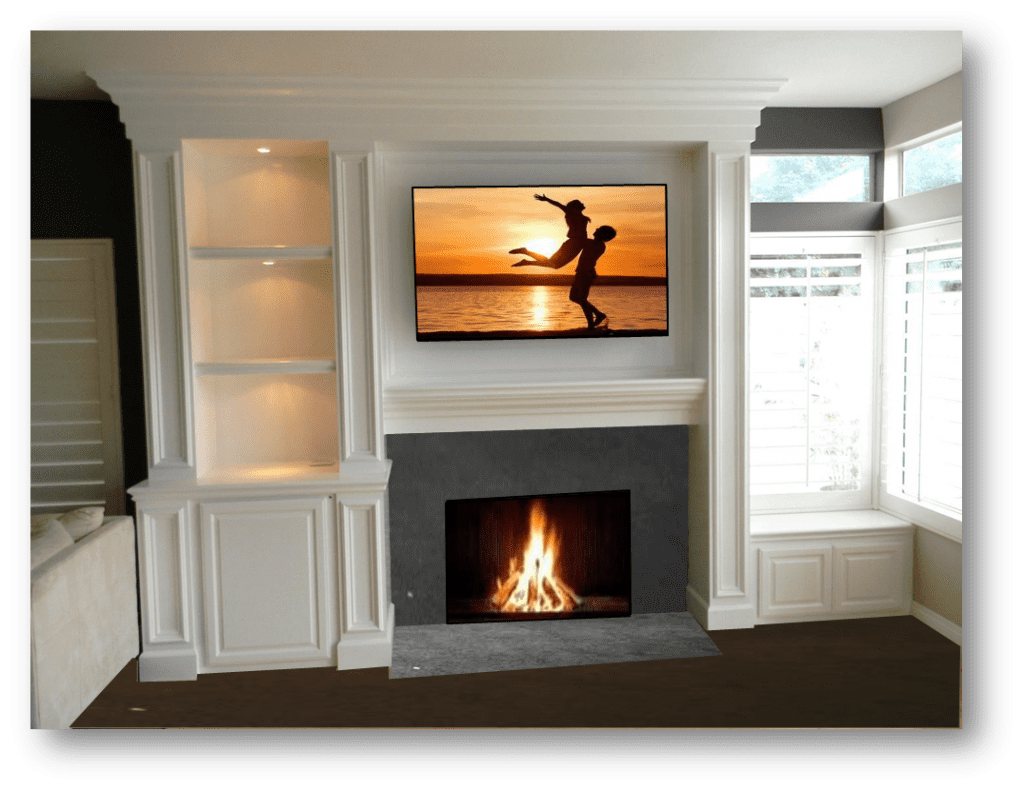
[748,235,877,512]
[881,221,963,537]
[902,130,962,196]
[750,155,872,203]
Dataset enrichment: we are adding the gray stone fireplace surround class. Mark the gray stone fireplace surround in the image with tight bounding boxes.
[386,425,688,627]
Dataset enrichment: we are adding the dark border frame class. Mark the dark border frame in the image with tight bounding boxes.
[411,183,669,342]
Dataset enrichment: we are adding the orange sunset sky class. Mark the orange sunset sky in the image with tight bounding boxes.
[413,185,667,278]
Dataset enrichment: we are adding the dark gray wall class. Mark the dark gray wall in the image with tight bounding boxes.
[751,107,885,233]
[386,425,688,626]
[31,100,147,515]
[752,107,884,152]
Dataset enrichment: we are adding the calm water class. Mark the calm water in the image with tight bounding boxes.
[416,285,667,334]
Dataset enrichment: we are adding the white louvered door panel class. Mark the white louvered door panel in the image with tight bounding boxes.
[31,240,125,515]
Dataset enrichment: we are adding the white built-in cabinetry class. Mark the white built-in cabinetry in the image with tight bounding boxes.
[95,70,812,676]
[125,136,392,680]
[752,512,913,623]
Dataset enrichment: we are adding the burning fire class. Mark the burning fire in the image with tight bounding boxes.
[490,500,583,613]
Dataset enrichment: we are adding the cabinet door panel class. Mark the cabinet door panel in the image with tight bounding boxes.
[200,497,333,669]
[758,546,832,619]
[833,541,910,615]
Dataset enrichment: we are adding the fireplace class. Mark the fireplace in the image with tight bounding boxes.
[445,490,631,624]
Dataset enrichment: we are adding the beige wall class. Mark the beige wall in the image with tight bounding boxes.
[914,528,962,627]
[882,70,962,148]
[883,72,963,630]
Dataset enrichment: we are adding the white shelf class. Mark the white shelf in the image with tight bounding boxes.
[196,460,341,485]
[194,359,337,376]
[189,246,333,261]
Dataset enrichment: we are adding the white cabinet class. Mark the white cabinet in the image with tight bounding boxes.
[754,520,913,623]
[832,542,910,615]
[199,497,335,671]
[758,545,833,620]
[127,136,393,680]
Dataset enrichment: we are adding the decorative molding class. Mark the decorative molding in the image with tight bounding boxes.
[337,496,387,635]
[333,153,384,462]
[384,378,707,434]
[707,146,753,613]
[92,73,786,145]
[911,601,962,646]
[134,150,195,479]
[138,505,192,645]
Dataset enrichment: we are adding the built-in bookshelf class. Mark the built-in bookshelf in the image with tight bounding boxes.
[181,139,339,482]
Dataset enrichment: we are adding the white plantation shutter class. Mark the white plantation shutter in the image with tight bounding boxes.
[31,240,125,516]
[749,234,876,512]
[881,221,962,526]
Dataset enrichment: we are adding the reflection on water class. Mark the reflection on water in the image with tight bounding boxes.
[416,285,667,334]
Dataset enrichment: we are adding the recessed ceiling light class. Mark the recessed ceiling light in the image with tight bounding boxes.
[257,147,271,154]
[262,261,276,266]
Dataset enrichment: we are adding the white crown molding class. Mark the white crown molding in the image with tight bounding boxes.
[91,73,786,145]
[92,73,787,108]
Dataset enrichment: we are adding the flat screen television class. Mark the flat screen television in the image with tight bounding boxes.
[412,184,668,341]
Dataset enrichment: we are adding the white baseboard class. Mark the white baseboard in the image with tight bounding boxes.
[138,647,199,682]
[911,601,962,646]
[337,602,395,670]
[686,585,756,631]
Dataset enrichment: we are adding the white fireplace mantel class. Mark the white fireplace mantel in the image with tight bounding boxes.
[100,72,780,680]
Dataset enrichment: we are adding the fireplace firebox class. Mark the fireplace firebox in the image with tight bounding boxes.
[445,490,631,624]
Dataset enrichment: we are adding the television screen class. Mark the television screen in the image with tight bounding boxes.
[412,184,668,341]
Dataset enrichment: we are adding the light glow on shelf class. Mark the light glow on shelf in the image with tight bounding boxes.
[262,260,276,266]
[256,147,271,154]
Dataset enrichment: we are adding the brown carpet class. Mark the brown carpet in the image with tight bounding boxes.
[71,615,960,729]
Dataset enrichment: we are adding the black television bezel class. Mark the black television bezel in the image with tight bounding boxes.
[411,183,669,342]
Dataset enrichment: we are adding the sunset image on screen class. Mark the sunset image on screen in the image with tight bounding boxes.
[412,184,668,341]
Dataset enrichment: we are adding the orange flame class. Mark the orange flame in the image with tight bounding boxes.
[491,500,583,613]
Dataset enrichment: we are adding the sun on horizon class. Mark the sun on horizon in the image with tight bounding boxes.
[519,237,561,259]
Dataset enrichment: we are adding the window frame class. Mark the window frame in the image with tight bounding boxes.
[879,217,964,542]
[747,231,883,515]
[749,153,877,204]
[884,122,963,201]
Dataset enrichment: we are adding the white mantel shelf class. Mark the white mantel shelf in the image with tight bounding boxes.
[382,377,706,435]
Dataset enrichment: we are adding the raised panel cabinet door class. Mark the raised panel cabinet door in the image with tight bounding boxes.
[757,545,833,619]
[199,497,334,671]
[832,540,911,615]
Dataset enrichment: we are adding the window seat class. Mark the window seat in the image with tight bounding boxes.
[751,509,912,538]
[750,510,913,623]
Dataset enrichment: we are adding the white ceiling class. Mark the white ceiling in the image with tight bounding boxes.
[31,30,962,107]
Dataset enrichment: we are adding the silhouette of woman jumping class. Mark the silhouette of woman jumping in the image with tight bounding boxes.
[509,194,590,268]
